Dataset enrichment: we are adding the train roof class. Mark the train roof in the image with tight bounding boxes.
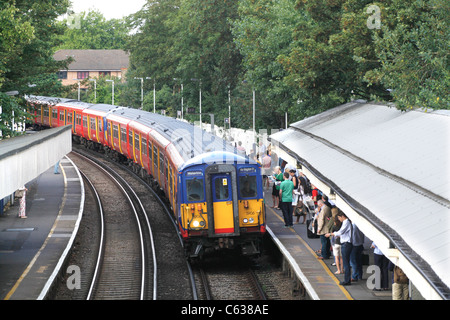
[26,95,78,106]
[178,151,258,172]
[115,108,238,162]
[87,103,119,113]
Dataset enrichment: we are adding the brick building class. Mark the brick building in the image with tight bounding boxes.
[54,49,129,86]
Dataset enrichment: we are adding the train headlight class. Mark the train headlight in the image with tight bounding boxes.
[192,220,205,228]
[243,218,248,223]
[189,214,206,230]
[249,217,254,223]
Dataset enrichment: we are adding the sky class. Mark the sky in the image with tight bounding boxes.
[68,0,147,19]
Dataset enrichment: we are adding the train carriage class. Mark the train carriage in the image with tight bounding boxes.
[104,110,131,161]
[178,152,265,257]
[56,101,94,137]
[27,96,77,129]
[26,95,266,259]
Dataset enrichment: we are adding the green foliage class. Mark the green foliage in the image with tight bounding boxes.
[0,0,70,138]
[3,0,446,139]
[368,0,449,110]
[54,9,129,50]
[126,0,243,124]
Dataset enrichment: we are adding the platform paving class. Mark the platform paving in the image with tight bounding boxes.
[0,157,83,300]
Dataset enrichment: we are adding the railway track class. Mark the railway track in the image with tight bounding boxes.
[69,152,155,300]
[71,147,194,300]
[192,256,268,300]
[50,146,301,300]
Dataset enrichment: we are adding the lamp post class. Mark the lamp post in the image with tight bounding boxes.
[89,79,97,102]
[72,79,80,100]
[242,80,256,141]
[173,78,184,119]
[145,77,155,113]
[228,85,231,129]
[134,77,143,109]
[191,78,202,129]
[106,79,114,105]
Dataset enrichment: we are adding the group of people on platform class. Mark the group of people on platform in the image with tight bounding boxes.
[252,141,409,300]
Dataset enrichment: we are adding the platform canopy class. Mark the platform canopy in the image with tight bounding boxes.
[0,126,72,200]
[270,101,450,300]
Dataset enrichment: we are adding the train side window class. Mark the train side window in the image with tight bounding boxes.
[121,128,127,143]
[148,141,152,161]
[165,158,168,179]
[52,109,58,120]
[60,111,64,122]
[113,124,119,139]
[159,152,164,174]
[186,178,204,202]
[83,116,87,127]
[134,132,140,150]
[90,117,96,130]
[239,176,257,198]
[128,129,133,146]
[153,145,158,168]
[142,138,147,156]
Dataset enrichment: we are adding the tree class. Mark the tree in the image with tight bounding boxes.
[54,9,129,50]
[231,0,302,128]
[126,0,243,124]
[367,0,449,110]
[1,0,70,138]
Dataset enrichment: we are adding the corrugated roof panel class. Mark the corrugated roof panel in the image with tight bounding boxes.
[291,104,450,202]
[272,101,450,296]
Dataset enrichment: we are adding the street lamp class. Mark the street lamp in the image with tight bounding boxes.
[191,78,202,129]
[173,78,184,119]
[145,77,155,113]
[72,79,80,100]
[242,80,256,140]
[106,79,114,105]
[89,79,97,102]
[134,77,143,109]
[228,85,231,129]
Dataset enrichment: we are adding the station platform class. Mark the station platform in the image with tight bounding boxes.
[0,156,83,300]
[263,188,391,300]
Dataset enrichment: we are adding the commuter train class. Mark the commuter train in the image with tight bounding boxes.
[26,95,266,258]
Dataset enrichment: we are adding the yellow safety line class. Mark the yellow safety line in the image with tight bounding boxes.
[4,164,68,300]
[268,206,354,300]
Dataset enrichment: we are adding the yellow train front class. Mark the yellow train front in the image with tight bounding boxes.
[177,152,266,259]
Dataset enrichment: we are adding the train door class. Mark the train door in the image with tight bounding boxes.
[206,164,239,237]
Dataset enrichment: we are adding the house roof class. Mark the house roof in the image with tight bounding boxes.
[270,101,450,299]
[54,49,129,71]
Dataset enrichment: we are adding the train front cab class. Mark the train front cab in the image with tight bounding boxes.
[179,153,265,258]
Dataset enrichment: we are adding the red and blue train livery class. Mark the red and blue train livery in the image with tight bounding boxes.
[26,95,266,258]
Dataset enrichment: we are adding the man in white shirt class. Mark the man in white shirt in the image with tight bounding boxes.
[326,212,353,285]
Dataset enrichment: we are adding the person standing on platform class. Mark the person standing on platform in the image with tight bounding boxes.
[54,160,60,174]
[371,242,389,291]
[350,223,365,281]
[326,212,353,285]
[279,172,294,228]
[17,186,28,219]
[261,151,271,188]
[271,166,283,209]
[389,262,409,300]
[316,200,332,260]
